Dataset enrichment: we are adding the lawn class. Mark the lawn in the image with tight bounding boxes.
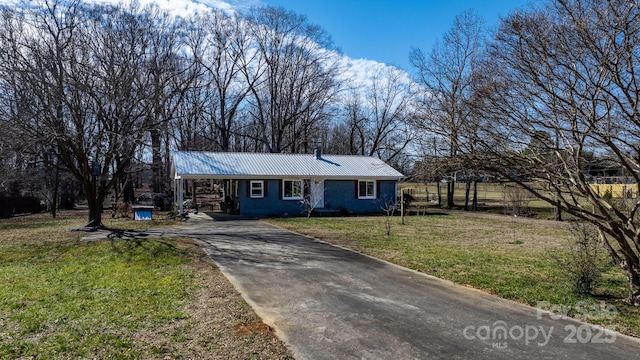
[402,182,558,217]
[267,210,640,337]
[0,210,293,359]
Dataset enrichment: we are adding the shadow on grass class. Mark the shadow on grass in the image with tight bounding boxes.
[100,228,195,259]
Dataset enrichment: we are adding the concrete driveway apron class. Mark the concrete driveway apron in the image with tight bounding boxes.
[193,219,640,360]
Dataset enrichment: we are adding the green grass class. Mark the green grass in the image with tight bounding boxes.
[0,210,292,359]
[0,211,189,359]
[267,211,639,336]
[0,230,194,358]
[401,182,596,219]
[0,211,294,359]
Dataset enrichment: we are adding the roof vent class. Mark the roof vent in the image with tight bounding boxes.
[314,148,322,159]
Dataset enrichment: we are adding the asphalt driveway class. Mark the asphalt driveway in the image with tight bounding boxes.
[189,217,640,360]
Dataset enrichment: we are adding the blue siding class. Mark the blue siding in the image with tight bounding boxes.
[239,179,308,217]
[238,179,397,217]
[324,180,396,214]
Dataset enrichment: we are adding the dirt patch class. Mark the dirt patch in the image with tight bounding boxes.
[236,322,274,336]
[131,238,294,359]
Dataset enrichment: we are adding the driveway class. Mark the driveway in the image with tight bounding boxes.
[188,217,640,360]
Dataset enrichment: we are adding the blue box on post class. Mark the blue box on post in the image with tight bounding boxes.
[132,205,154,220]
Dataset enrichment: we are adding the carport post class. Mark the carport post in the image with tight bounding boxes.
[178,178,184,217]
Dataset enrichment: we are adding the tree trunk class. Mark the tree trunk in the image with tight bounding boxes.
[624,260,640,304]
[92,200,102,228]
[447,180,455,208]
[472,180,478,211]
[87,191,102,228]
[151,128,162,193]
[51,161,59,218]
[123,177,135,204]
[436,181,442,208]
[464,180,471,211]
[85,174,105,229]
[555,204,563,221]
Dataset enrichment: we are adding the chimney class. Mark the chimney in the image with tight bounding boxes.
[314,147,322,159]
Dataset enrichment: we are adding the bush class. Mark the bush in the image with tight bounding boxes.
[111,202,132,219]
[551,222,608,295]
[503,185,531,216]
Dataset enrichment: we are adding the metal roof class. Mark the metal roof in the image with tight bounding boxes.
[171,151,404,180]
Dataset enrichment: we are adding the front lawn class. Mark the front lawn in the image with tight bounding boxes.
[0,211,293,359]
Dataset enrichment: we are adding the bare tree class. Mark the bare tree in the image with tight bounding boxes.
[242,6,340,153]
[330,89,367,155]
[0,1,173,227]
[332,67,415,162]
[410,9,486,208]
[180,10,252,153]
[135,5,194,194]
[362,66,416,162]
[476,0,640,302]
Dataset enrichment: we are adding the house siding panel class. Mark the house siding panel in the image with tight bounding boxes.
[323,180,397,214]
[237,179,397,217]
[240,179,307,217]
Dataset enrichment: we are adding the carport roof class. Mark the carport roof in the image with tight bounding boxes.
[171,151,405,180]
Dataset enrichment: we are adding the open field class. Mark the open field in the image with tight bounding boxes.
[267,210,640,337]
[400,181,639,219]
[0,210,293,359]
[400,182,559,218]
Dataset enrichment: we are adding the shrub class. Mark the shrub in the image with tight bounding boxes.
[111,202,132,219]
[503,185,531,216]
[551,222,608,295]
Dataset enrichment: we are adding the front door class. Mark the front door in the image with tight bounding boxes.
[310,180,324,209]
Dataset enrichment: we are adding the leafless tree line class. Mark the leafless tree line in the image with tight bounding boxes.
[0,0,415,224]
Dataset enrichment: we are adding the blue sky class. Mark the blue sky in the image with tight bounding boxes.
[258,0,538,71]
[0,0,539,74]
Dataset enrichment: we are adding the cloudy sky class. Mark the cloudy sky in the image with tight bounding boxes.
[80,0,537,72]
[2,0,538,82]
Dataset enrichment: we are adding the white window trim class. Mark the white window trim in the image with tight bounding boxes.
[358,180,376,199]
[250,180,264,198]
[282,179,304,200]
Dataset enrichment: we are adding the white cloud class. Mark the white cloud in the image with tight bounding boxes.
[89,0,231,17]
[0,0,415,90]
[339,57,415,90]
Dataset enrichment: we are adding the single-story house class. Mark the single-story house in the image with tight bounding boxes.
[170,149,404,218]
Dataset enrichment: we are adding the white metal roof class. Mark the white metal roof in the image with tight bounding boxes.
[171,151,404,180]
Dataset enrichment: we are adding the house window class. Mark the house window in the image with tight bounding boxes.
[283,179,303,200]
[250,181,264,198]
[358,180,376,199]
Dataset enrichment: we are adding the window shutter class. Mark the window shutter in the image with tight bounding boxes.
[377,180,381,199]
[304,180,309,197]
[264,181,268,197]
[355,180,359,199]
[246,180,250,198]
[279,179,283,199]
